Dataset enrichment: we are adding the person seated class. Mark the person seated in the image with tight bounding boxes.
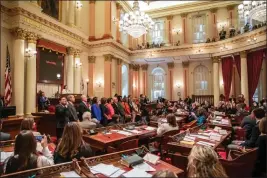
[62,85,71,94]
[228,108,264,150]
[240,114,256,140]
[206,38,211,43]
[152,170,177,178]
[54,122,93,164]
[112,97,124,123]
[99,97,109,126]
[253,117,267,177]
[4,130,54,174]
[38,91,50,111]
[219,27,226,40]
[189,107,207,125]
[78,112,99,130]
[259,99,267,113]
[157,114,178,136]
[91,97,102,122]
[20,117,41,136]
[187,145,228,177]
[0,119,11,141]
[250,101,259,112]
[121,97,131,122]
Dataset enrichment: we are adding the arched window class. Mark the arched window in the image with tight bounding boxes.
[152,22,163,44]
[151,67,165,100]
[192,14,206,44]
[194,65,209,95]
[121,65,128,97]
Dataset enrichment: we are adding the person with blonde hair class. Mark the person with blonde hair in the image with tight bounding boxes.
[54,122,93,164]
[187,145,228,178]
[152,170,177,178]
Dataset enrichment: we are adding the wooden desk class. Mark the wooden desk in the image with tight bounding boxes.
[208,117,233,131]
[168,125,231,155]
[1,116,41,139]
[81,147,184,177]
[83,125,156,152]
[31,112,57,137]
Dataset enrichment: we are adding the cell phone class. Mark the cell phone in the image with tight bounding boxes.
[35,135,43,142]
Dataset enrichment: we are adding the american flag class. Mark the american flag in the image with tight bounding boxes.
[4,45,12,106]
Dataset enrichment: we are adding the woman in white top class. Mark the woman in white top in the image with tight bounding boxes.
[157,114,179,136]
[4,130,54,174]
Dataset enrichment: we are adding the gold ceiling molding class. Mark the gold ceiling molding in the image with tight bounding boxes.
[1,5,84,46]
[146,1,240,18]
[211,56,220,63]
[167,62,174,69]
[10,27,27,40]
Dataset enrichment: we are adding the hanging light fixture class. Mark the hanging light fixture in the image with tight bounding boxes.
[238,1,266,23]
[119,0,155,38]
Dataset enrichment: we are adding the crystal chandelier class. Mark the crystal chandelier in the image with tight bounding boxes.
[238,1,266,23]
[119,1,154,38]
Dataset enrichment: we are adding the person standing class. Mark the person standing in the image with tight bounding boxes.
[62,85,71,94]
[67,95,79,122]
[91,97,102,122]
[78,95,90,121]
[55,97,70,139]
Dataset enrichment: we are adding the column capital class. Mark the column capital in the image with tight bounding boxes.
[67,47,75,55]
[132,64,140,71]
[74,49,81,58]
[11,27,27,40]
[167,62,174,69]
[103,54,113,62]
[182,61,189,68]
[227,5,235,11]
[240,51,247,58]
[210,8,218,13]
[88,56,96,63]
[26,32,38,44]
[141,64,148,71]
[181,13,188,18]
[117,58,122,65]
[212,56,220,63]
[89,0,95,4]
[166,15,173,20]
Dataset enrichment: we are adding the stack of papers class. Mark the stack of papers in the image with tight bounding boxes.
[0,152,13,162]
[221,119,229,125]
[209,133,222,141]
[219,129,228,135]
[90,163,123,177]
[214,126,222,132]
[60,171,80,177]
[124,129,141,134]
[123,168,152,178]
[112,130,133,136]
[145,126,156,131]
[143,153,160,165]
[183,135,196,142]
[133,162,156,172]
[196,141,215,147]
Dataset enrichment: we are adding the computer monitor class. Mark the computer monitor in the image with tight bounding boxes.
[0,106,16,118]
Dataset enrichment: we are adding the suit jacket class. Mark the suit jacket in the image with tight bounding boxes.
[0,98,4,107]
[241,115,256,140]
[68,102,79,122]
[242,122,260,148]
[78,102,90,121]
[55,104,70,128]
[112,103,121,116]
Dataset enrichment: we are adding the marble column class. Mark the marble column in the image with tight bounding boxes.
[88,56,96,97]
[129,64,133,96]
[74,50,81,93]
[66,47,74,93]
[116,3,122,44]
[262,57,267,98]
[240,51,249,105]
[116,58,122,95]
[67,0,75,27]
[165,15,173,45]
[167,62,174,100]
[104,54,113,97]
[227,5,235,28]
[212,56,220,106]
[210,8,218,39]
[181,13,187,44]
[141,64,148,96]
[89,0,96,41]
[182,61,189,98]
[12,28,27,116]
[103,1,112,39]
[25,32,38,115]
[128,35,133,50]
[75,2,82,28]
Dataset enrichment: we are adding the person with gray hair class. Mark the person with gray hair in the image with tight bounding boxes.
[78,112,99,130]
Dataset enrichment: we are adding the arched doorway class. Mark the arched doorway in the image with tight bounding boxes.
[151,67,166,100]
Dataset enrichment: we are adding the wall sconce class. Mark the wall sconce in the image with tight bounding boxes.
[195,49,203,54]
[25,48,37,57]
[175,82,182,88]
[56,73,61,96]
[172,28,181,35]
[76,1,83,9]
[86,79,89,84]
[96,80,102,87]
[220,44,228,51]
[133,84,136,88]
[75,60,82,67]
[220,80,224,86]
[247,37,257,43]
[56,73,61,80]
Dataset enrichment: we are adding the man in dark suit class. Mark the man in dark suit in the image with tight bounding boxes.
[67,95,79,122]
[78,95,90,121]
[55,96,70,139]
[112,97,124,123]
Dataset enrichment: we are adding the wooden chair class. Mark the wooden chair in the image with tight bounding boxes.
[107,139,139,153]
[234,128,246,141]
[219,148,258,178]
[149,129,179,159]
[169,152,188,178]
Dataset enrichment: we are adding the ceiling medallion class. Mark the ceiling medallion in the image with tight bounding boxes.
[119,0,154,38]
